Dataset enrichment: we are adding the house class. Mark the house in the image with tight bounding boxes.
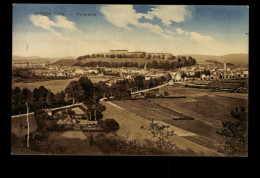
[89,69,98,74]
[98,72,104,76]
[174,74,182,81]
[200,74,206,79]
[126,74,132,79]
[75,69,86,74]
[145,75,151,80]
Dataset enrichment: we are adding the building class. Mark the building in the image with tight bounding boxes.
[88,69,98,74]
[224,60,227,70]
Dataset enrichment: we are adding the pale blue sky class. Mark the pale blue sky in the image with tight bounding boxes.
[12,4,249,58]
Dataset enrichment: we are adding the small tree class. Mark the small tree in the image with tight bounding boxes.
[141,119,176,155]
[216,106,248,156]
[101,119,120,133]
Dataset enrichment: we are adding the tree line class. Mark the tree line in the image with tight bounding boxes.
[74,56,196,70]
[12,74,172,116]
[77,53,178,60]
[12,77,105,117]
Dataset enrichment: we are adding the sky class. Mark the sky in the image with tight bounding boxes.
[12,4,249,58]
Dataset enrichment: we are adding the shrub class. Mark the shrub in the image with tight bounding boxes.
[101,119,120,133]
[216,106,248,156]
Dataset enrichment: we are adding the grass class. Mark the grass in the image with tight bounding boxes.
[11,131,103,155]
[108,86,247,152]
[11,114,38,137]
[100,100,220,156]
[208,79,248,89]
[12,75,112,93]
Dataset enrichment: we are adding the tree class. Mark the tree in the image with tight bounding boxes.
[134,75,145,90]
[46,91,55,107]
[101,119,120,133]
[12,87,23,115]
[22,88,34,111]
[33,86,49,109]
[79,77,94,102]
[65,81,84,105]
[54,92,65,106]
[146,54,151,59]
[216,106,248,156]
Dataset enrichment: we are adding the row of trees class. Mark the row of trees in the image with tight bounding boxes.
[12,77,105,116]
[12,86,66,115]
[74,57,196,70]
[12,73,170,116]
[145,58,196,70]
[74,61,139,68]
[77,53,179,60]
[108,75,171,99]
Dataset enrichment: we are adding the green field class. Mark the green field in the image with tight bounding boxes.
[208,79,248,89]
[101,100,219,156]
[110,86,248,151]
[12,76,112,93]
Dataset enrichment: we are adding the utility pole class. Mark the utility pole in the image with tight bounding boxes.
[25,102,30,148]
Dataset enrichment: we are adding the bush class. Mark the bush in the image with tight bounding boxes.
[34,109,62,132]
[216,106,248,156]
[101,119,120,133]
[23,132,49,152]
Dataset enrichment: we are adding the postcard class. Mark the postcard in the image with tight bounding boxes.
[12,4,248,156]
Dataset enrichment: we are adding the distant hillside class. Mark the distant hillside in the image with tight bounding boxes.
[12,55,76,63]
[182,53,248,65]
[52,59,78,66]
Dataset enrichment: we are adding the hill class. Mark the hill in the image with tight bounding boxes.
[182,53,248,65]
[12,55,76,63]
[52,59,78,66]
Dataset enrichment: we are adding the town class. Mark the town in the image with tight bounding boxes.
[12,50,248,87]
[12,49,248,156]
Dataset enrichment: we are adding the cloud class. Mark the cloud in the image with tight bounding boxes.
[100,5,177,41]
[100,5,144,30]
[173,27,215,43]
[189,31,215,42]
[137,22,164,35]
[30,15,80,35]
[145,5,190,26]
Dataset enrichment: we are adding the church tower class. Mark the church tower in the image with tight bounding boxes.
[224,60,227,70]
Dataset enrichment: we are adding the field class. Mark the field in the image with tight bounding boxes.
[110,86,248,151]
[101,100,220,156]
[12,76,112,93]
[208,79,248,89]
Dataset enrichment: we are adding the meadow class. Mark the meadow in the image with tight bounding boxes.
[110,86,248,151]
[12,76,112,93]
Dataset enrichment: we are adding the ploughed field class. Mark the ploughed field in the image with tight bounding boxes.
[111,87,248,151]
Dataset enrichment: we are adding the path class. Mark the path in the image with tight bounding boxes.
[131,82,169,95]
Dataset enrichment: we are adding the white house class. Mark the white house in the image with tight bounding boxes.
[75,69,86,74]
[200,74,206,79]
[174,74,181,81]
[126,75,132,79]
[89,69,98,74]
